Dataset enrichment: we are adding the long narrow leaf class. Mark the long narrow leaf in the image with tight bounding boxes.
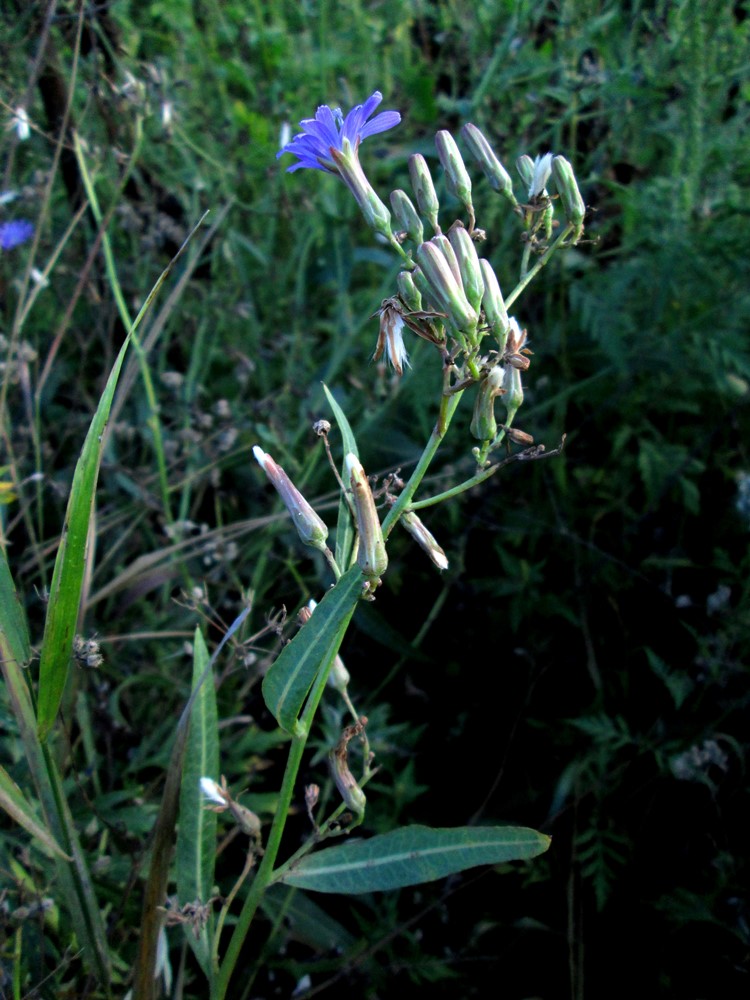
[0,545,31,670]
[262,565,362,733]
[278,825,551,893]
[0,765,70,860]
[35,214,206,741]
[176,628,219,974]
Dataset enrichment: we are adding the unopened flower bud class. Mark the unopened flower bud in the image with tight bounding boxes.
[415,241,478,338]
[460,123,516,203]
[479,259,510,352]
[515,155,534,192]
[435,130,473,220]
[253,446,329,551]
[396,270,423,313]
[432,234,462,286]
[448,226,484,313]
[390,189,424,244]
[401,511,448,570]
[551,155,585,231]
[470,365,505,441]
[345,454,388,584]
[408,154,441,234]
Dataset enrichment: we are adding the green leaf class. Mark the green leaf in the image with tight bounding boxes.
[322,383,358,570]
[0,572,111,984]
[277,824,551,893]
[0,765,71,861]
[262,565,362,733]
[0,545,31,671]
[176,628,219,973]
[261,884,357,952]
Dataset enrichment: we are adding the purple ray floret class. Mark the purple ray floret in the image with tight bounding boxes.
[0,219,34,251]
[277,91,400,174]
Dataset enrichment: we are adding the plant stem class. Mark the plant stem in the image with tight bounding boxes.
[381,389,465,539]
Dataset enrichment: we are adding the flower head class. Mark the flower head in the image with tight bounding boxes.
[0,219,34,251]
[277,91,400,174]
[372,299,411,375]
[528,153,554,200]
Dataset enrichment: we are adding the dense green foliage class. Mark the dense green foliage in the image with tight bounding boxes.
[1,0,749,996]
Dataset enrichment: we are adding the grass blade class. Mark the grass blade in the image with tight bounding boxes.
[176,627,219,975]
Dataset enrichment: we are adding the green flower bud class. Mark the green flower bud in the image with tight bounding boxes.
[408,153,441,234]
[396,270,423,313]
[435,130,473,220]
[448,226,484,313]
[415,240,478,338]
[389,189,424,244]
[432,234,462,286]
[460,123,516,204]
[515,154,534,192]
[345,453,388,585]
[253,446,329,551]
[479,259,509,352]
[551,155,586,231]
[470,365,505,441]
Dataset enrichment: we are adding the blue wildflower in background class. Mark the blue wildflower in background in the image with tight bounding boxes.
[277,91,401,243]
[0,219,34,251]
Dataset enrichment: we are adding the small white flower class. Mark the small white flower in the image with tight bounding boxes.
[199,776,226,805]
[161,100,173,130]
[30,267,49,288]
[13,107,30,141]
[528,152,553,199]
[278,121,291,150]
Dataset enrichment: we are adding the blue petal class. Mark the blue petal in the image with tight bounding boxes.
[277,90,400,174]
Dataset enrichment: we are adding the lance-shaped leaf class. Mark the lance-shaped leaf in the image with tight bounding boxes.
[262,565,362,734]
[277,825,550,893]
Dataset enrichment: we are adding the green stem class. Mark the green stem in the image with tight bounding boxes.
[214,623,347,998]
[381,389,465,540]
[506,224,574,311]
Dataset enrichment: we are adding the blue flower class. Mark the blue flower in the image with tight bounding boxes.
[0,219,34,251]
[277,91,400,174]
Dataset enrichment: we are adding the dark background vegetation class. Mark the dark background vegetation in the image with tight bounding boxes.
[1,0,749,997]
